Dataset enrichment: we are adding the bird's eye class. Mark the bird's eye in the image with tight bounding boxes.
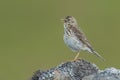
[67,19,70,21]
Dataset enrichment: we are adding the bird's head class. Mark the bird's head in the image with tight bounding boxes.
[61,16,78,27]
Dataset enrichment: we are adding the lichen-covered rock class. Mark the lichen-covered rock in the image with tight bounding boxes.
[94,68,120,80]
[30,59,120,80]
[31,59,98,80]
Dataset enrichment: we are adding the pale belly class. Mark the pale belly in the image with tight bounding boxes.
[63,34,83,52]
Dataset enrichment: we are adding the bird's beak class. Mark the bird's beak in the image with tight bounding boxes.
[60,19,67,22]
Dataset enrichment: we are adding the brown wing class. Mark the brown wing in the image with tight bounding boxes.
[69,25,94,52]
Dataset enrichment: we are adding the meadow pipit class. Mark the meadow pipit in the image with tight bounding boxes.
[62,16,105,61]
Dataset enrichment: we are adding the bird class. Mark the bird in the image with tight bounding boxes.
[61,16,105,61]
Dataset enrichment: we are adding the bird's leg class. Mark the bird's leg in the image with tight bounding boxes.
[74,52,80,60]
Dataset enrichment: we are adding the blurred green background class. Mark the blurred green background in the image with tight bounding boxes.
[0,0,120,80]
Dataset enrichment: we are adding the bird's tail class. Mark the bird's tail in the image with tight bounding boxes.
[92,51,105,61]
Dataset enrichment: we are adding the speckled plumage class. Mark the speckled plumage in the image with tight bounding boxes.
[62,16,105,61]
